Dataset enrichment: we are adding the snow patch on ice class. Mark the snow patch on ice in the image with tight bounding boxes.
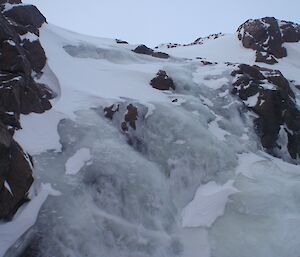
[65,148,92,175]
[181,180,238,228]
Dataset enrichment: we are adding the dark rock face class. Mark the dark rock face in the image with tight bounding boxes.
[115,39,128,44]
[150,70,175,91]
[232,64,300,160]
[237,17,300,64]
[133,44,169,59]
[0,0,21,4]
[3,4,46,35]
[0,1,53,220]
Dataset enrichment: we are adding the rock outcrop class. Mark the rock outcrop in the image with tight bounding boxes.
[237,17,300,64]
[150,70,175,91]
[232,64,300,160]
[133,44,169,59]
[0,1,54,220]
[155,33,224,49]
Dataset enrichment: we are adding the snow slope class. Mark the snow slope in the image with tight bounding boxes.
[4,24,300,257]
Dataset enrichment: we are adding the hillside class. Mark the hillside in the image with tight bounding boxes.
[1,2,300,257]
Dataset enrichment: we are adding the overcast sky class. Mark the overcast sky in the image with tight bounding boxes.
[24,0,300,47]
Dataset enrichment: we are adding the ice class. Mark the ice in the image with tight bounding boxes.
[208,119,230,141]
[0,184,60,257]
[209,152,300,257]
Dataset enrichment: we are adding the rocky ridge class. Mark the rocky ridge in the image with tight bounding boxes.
[237,17,300,64]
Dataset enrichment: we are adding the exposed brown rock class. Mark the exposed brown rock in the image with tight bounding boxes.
[133,44,169,59]
[104,103,140,132]
[122,104,138,131]
[0,1,53,220]
[150,70,175,91]
[104,104,119,120]
[237,17,300,64]
[232,64,300,159]
[0,0,21,4]
[3,4,46,35]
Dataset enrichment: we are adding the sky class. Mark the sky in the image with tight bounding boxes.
[24,0,300,47]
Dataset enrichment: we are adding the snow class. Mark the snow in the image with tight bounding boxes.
[14,110,64,155]
[157,34,256,63]
[235,152,266,178]
[65,148,92,175]
[4,181,13,196]
[181,180,238,228]
[6,40,16,46]
[39,24,170,116]
[244,93,259,107]
[0,184,60,257]
[20,32,39,42]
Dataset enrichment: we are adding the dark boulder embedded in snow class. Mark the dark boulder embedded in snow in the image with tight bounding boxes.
[237,17,300,64]
[0,1,54,220]
[231,64,300,160]
[132,44,169,59]
[150,70,175,91]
